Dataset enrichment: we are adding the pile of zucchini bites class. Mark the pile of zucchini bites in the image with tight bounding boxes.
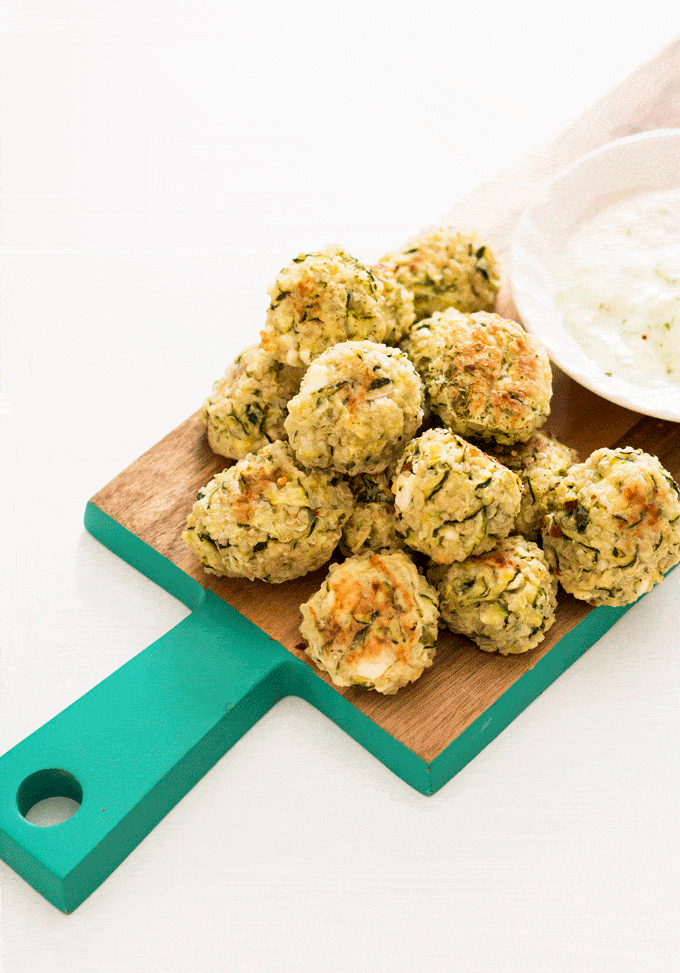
[184,229,680,695]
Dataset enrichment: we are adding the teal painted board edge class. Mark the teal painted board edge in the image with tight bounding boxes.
[0,502,650,912]
[426,599,639,793]
[0,829,72,913]
[283,663,432,795]
[83,501,207,611]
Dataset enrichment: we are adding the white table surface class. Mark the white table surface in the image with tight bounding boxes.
[2,4,680,971]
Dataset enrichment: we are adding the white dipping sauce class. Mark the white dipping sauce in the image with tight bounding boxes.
[555,188,680,389]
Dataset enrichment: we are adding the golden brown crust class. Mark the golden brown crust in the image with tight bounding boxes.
[541,447,680,606]
[402,310,552,444]
[428,535,558,655]
[300,551,440,694]
[310,555,417,668]
[381,227,500,320]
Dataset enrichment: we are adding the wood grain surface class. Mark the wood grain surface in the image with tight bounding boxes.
[90,39,680,765]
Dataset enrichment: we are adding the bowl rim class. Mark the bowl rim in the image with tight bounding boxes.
[509,127,680,422]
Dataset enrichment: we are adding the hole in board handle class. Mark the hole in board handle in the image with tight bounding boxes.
[17,768,83,827]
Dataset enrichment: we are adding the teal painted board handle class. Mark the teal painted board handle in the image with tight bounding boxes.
[0,592,294,914]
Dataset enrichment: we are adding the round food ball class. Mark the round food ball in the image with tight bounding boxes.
[182,441,353,583]
[370,261,416,344]
[393,428,522,563]
[402,309,553,444]
[201,345,305,460]
[428,536,558,655]
[542,447,680,607]
[380,226,500,321]
[485,432,579,540]
[284,340,424,475]
[300,551,440,694]
[260,245,390,367]
[340,470,405,556]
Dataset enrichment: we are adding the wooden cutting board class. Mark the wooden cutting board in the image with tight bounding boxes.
[2,37,680,915]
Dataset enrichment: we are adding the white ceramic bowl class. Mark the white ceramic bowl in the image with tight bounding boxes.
[510,129,680,421]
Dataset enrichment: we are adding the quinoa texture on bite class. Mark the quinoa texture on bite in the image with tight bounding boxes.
[380,226,500,321]
[542,447,680,606]
[392,428,522,563]
[201,345,304,460]
[300,551,440,694]
[428,535,558,655]
[182,441,353,583]
[402,309,552,444]
[260,246,390,367]
[284,340,424,475]
[370,261,416,344]
[340,470,405,556]
[485,432,579,540]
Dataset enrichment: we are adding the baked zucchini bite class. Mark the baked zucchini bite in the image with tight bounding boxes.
[429,535,557,655]
[392,429,522,563]
[381,226,499,321]
[285,340,423,475]
[261,245,390,367]
[340,469,405,557]
[300,551,439,694]
[369,261,416,344]
[201,344,304,460]
[183,441,352,583]
[484,432,579,541]
[402,309,552,444]
[542,447,680,606]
